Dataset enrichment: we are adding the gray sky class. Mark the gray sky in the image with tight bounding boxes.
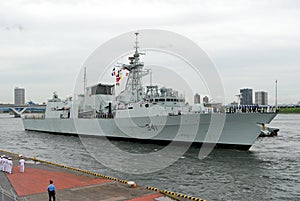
[1,0,299,104]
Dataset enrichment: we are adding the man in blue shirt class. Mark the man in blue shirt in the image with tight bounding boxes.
[47,180,56,201]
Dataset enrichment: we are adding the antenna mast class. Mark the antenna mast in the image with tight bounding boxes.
[134,32,139,56]
[275,80,278,110]
[122,32,144,102]
[83,66,87,94]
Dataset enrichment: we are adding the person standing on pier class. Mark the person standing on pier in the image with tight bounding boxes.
[2,156,6,172]
[3,156,8,172]
[47,180,56,201]
[7,158,13,174]
[0,156,3,171]
[19,156,25,173]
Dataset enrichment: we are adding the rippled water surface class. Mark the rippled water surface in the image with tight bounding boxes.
[0,114,299,200]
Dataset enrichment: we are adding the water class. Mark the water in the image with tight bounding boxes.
[0,114,299,200]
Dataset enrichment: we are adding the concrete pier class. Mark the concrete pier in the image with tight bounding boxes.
[0,150,206,201]
[0,151,170,201]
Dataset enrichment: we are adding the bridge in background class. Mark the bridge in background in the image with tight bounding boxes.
[0,104,46,118]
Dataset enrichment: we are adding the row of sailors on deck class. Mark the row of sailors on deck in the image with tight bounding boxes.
[0,155,13,174]
[227,105,276,113]
[0,155,25,174]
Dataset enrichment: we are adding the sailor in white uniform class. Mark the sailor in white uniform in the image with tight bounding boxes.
[0,156,3,171]
[7,158,13,174]
[3,156,8,172]
[1,155,6,172]
[19,156,25,173]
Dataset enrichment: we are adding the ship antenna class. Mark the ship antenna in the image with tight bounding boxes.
[83,66,87,94]
[133,32,140,65]
[275,80,278,111]
[122,32,144,102]
[134,32,139,55]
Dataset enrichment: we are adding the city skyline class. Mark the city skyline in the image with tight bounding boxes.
[1,1,300,104]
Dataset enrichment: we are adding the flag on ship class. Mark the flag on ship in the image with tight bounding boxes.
[111,67,128,85]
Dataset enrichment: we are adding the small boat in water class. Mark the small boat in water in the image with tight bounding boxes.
[259,123,279,137]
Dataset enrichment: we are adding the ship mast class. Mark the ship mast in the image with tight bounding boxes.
[83,66,87,94]
[275,80,278,110]
[122,32,144,102]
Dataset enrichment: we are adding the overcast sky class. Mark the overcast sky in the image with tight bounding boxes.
[1,0,299,104]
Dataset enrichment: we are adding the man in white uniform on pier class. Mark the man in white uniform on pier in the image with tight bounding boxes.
[3,156,8,172]
[0,156,3,171]
[1,156,6,172]
[19,156,25,173]
[7,158,13,174]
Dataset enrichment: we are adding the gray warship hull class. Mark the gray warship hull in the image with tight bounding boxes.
[23,112,277,150]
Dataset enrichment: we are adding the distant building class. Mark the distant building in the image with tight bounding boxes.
[255,91,268,105]
[194,93,200,104]
[203,96,209,104]
[14,87,25,105]
[240,88,253,105]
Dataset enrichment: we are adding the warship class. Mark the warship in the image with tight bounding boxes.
[23,33,277,150]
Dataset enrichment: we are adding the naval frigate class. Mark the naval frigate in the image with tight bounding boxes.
[23,33,277,150]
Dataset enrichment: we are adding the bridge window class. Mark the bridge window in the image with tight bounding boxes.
[91,84,114,95]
